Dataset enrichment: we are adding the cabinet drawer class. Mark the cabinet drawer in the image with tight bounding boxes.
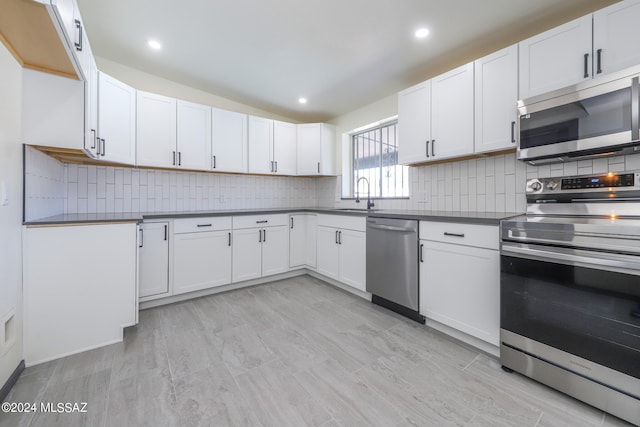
[419,221,498,250]
[174,217,232,234]
[232,214,288,229]
[317,214,366,232]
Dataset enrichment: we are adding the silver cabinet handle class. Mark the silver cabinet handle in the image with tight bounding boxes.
[263,229,266,243]
[178,152,182,166]
[444,232,465,238]
[164,225,167,241]
[511,121,516,143]
[212,155,216,169]
[290,217,294,229]
[275,161,278,173]
[335,230,339,244]
[197,224,212,227]
[425,140,429,158]
[419,243,424,262]
[228,232,231,246]
[431,139,435,157]
[338,231,342,245]
[90,129,96,150]
[317,162,320,173]
[100,139,105,157]
[139,228,143,248]
[74,19,82,51]
[259,229,262,243]
[173,151,176,166]
[256,220,268,224]
[270,161,274,172]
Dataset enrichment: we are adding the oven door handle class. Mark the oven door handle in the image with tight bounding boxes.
[501,242,640,272]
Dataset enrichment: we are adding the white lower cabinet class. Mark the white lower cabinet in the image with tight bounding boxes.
[316,215,366,291]
[139,222,170,299]
[173,217,232,295]
[22,223,138,365]
[289,213,317,269]
[232,214,289,282]
[419,221,500,346]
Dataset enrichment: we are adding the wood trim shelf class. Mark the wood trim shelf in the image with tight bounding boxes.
[0,0,78,80]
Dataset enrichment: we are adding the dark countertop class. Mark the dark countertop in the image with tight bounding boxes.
[24,208,521,226]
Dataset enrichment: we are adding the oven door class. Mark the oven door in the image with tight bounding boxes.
[501,241,640,397]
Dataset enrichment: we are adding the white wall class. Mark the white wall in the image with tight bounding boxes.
[23,147,65,221]
[0,42,24,388]
[96,57,299,123]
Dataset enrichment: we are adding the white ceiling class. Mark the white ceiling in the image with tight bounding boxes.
[77,0,619,122]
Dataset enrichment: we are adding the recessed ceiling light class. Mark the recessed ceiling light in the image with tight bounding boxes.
[415,28,430,39]
[298,97,308,104]
[148,39,162,50]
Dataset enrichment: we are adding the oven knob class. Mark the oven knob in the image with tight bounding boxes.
[530,181,542,191]
[546,180,559,191]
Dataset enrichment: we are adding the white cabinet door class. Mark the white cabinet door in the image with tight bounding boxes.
[593,0,640,77]
[139,222,169,298]
[212,108,248,173]
[519,15,593,99]
[177,100,211,171]
[474,45,519,154]
[262,226,289,276]
[420,240,500,346]
[97,72,136,165]
[232,228,263,282]
[398,80,431,164]
[136,91,177,168]
[316,226,340,280]
[273,120,297,175]
[297,123,322,175]
[248,115,274,174]
[338,229,366,292]
[289,214,307,268]
[174,230,232,295]
[431,62,474,160]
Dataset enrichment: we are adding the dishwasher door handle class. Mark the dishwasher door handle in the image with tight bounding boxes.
[368,224,416,233]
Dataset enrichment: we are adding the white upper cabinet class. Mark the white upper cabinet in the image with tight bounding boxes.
[474,45,518,154]
[97,72,136,164]
[248,116,274,174]
[22,69,85,151]
[431,62,474,160]
[177,101,212,171]
[136,91,177,168]
[273,120,297,175]
[211,108,248,173]
[593,0,640,77]
[297,123,336,175]
[519,15,592,99]
[398,80,432,165]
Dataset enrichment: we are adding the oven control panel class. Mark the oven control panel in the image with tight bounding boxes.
[526,172,640,195]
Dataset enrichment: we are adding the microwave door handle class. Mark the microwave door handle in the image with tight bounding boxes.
[632,77,639,141]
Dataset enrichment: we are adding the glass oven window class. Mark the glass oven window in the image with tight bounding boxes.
[501,255,640,379]
[520,87,632,149]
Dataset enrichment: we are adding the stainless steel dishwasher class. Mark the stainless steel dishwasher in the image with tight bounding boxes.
[366,217,424,323]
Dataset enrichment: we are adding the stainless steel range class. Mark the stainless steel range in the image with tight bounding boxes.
[500,171,640,425]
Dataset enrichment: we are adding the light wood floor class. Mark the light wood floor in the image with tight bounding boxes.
[0,275,634,426]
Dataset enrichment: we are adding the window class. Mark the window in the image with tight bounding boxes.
[351,120,409,198]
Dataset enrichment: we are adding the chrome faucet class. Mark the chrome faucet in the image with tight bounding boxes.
[355,176,375,210]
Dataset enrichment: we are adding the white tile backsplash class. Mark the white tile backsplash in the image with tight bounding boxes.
[24,149,640,220]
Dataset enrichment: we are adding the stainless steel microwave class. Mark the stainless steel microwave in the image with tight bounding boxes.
[517,65,640,165]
